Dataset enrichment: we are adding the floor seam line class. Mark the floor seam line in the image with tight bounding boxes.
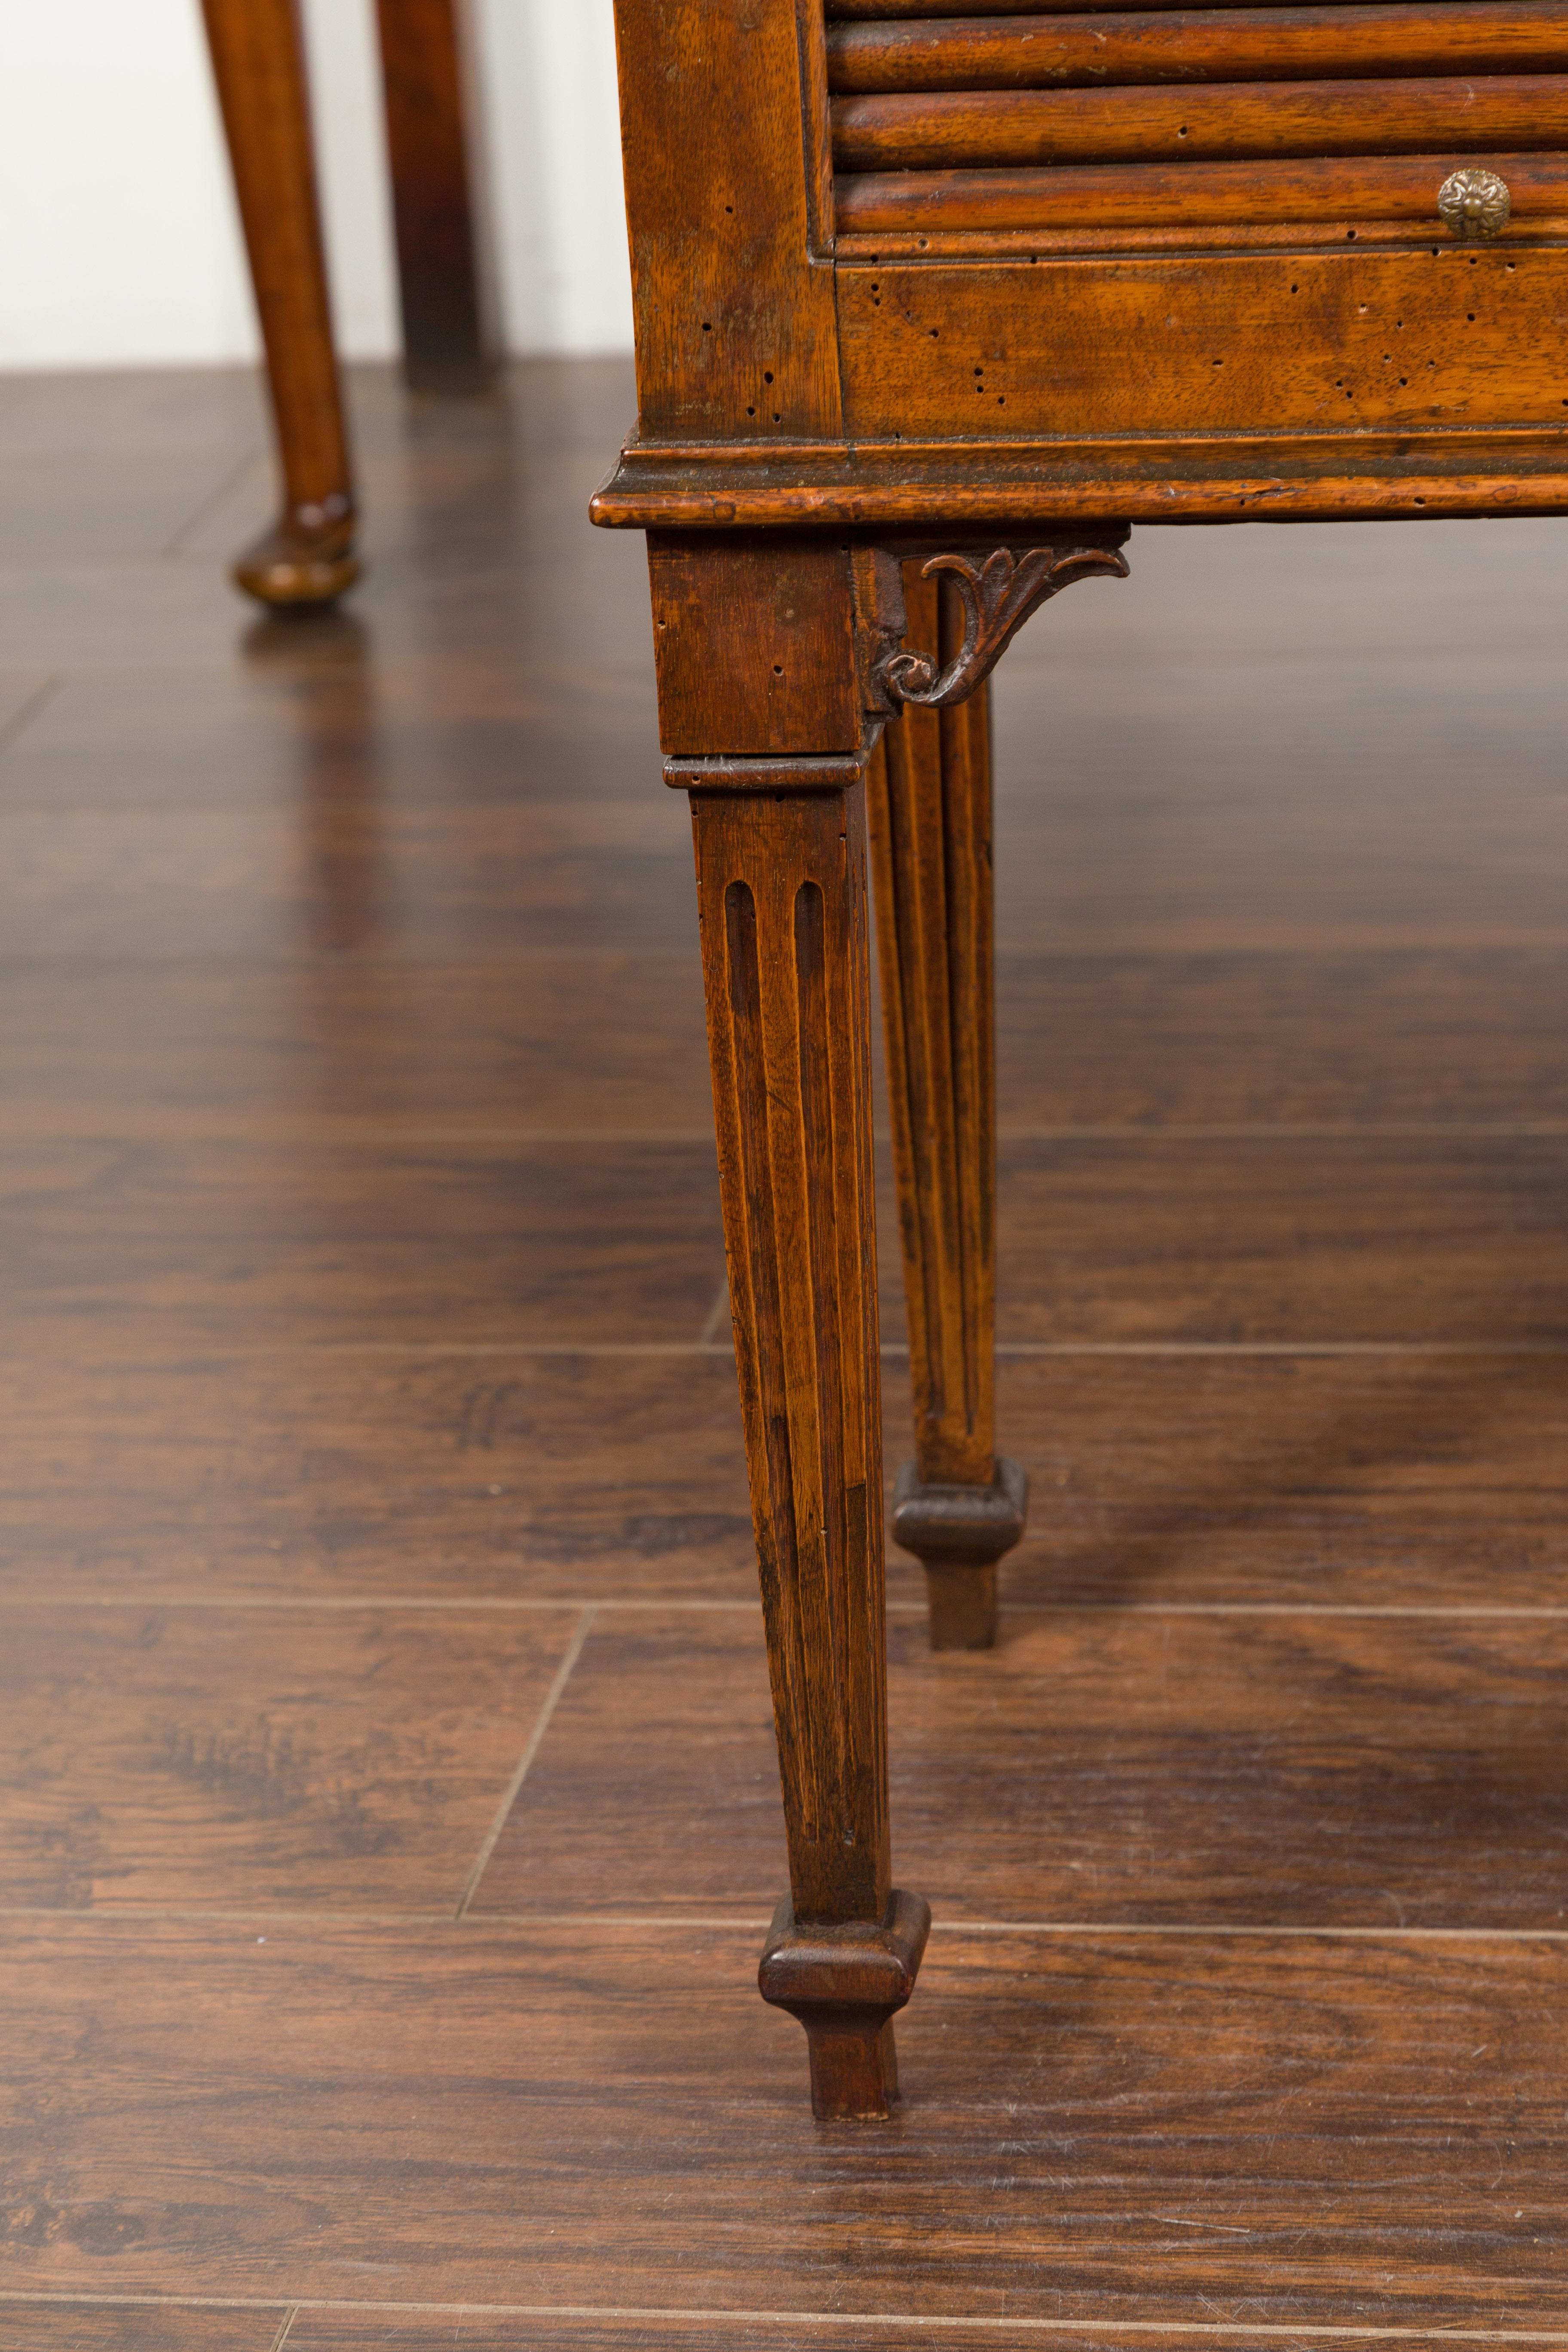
[4,1905,1566,1940]
[0,2292,1560,2337]
[453,1605,596,1919]
[157,446,264,557]
[0,672,63,763]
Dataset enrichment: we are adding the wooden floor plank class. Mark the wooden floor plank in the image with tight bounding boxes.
[0,446,259,561]
[0,1607,579,1911]
[8,355,1568,2327]
[0,2307,281,2351]
[994,1351,1568,1608]
[0,667,658,810]
[0,799,692,959]
[0,1138,723,1352]
[15,951,1568,1144]
[0,1352,757,1605]
[2,1917,1564,2326]
[0,2313,1371,2352]
[8,1129,1568,1355]
[0,960,712,1145]
[2,1349,1565,1613]
[0,672,56,746]
[475,1608,1568,1928]
[993,947,1568,1130]
[0,960,713,1146]
[984,1133,1568,1345]
[279,2314,1414,2352]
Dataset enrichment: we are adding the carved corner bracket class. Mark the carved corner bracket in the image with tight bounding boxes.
[854,533,1130,717]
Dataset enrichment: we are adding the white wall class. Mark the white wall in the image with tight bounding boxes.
[0,0,634,370]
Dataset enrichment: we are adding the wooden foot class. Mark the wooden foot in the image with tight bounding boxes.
[759,1889,931,2120]
[893,1456,1029,1651]
[655,534,927,2117]
[232,505,359,610]
[201,0,360,607]
[867,567,1025,1651]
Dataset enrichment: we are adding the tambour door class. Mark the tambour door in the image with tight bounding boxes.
[827,0,1568,462]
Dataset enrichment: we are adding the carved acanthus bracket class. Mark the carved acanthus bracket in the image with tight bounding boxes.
[854,535,1130,717]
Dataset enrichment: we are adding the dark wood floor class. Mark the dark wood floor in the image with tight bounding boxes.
[3,359,1568,2349]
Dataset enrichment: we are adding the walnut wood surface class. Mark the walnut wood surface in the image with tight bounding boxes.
[12,355,1568,2316]
[992,1352,1568,1609]
[0,1606,576,1909]
[0,2316,276,2352]
[829,0,1433,12]
[867,568,1016,1647]
[8,1917,1568,2324]
[868,575,996,1491]
[692,784,890,1927]
[595,0,1568,523]
[833,73,1568,169]
[199,0,358,606]
[836,148,1568,230]
[7,1348,1568,1615]
[0,1137,720,1352]
[375,0,490,394]
[474,1608,1568,1928]
[15,1126,1567,1355]
[282,2323,1338,2352]
[0,799,695,959]
[828,6,1568,92]
[0,1354,756,1604]
[612,0,842,438]
[837,248,1568,444]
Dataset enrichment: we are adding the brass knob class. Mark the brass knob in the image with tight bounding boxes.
[1438,168,1511,240]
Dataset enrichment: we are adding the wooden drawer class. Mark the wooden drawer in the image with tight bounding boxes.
[827,4,1568,234]
[827,2,1568,459]
[836,243,1568,440]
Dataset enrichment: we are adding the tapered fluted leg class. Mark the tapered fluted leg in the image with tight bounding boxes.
[201,0,359,606]
[691,778,928,2116]
[867,566,1027,1650]
[650,533,929,2117]
[374,0,491,394]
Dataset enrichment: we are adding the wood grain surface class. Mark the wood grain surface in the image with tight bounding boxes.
[8,1126,1568,1354]
[0,1606,578,1910]
[470,1607,1568,1926]
[0,1354,755,1604]
[832,74,1568,171]
[2,1349,1565,1611]
[0,2309,281,2352]
[827,7,1568,92]
[7,356,1568,2326]
[836,148,1568,232]
[4,1917,1567,2325]
[0,1137,722,1351]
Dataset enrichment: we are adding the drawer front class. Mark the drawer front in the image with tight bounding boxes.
[827,5,1568,235]
[836,243,1568,440]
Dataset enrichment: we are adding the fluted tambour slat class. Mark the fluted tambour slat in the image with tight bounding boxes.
[828,7,1568,92]
[829,0,1493,13]
[833,74,1568,171]
[835,147,1568,232]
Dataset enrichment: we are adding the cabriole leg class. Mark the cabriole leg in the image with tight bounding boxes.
[867,566,1027,1651]
[201,0,359,607]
